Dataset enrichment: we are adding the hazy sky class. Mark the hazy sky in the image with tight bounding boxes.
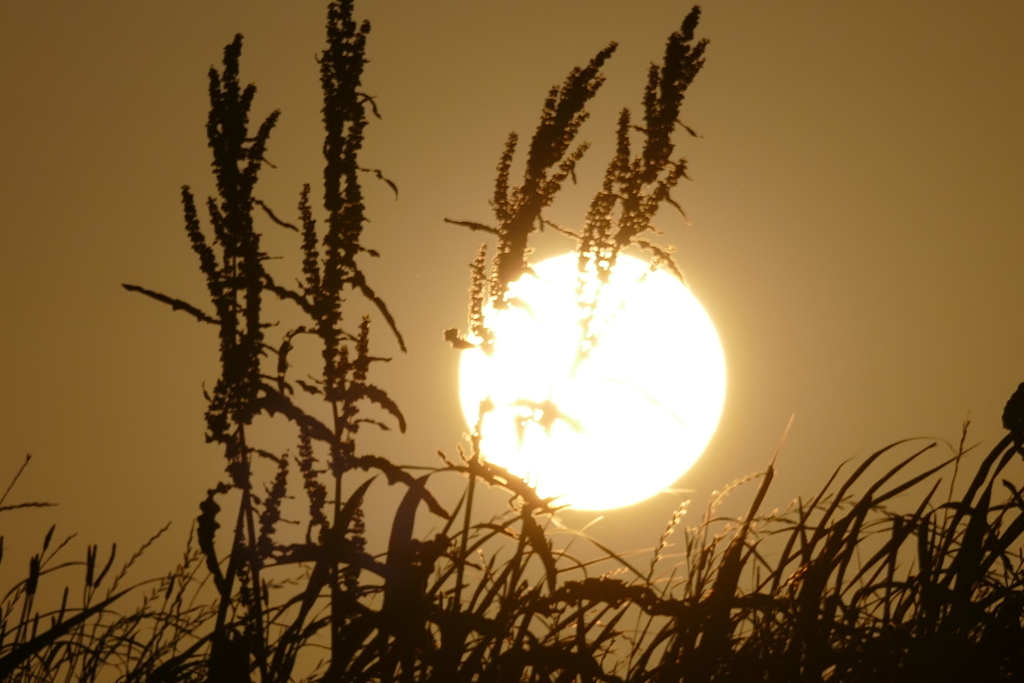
[2,1,1023,572]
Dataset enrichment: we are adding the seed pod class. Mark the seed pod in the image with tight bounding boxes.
[85,545,97,588]
[57,586,68,626]
[26,555,40,597]
[41,525,55,553]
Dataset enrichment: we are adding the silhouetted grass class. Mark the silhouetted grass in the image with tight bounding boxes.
[3,2,1024,681]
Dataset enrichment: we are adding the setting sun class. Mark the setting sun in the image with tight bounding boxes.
[459,253,726,510]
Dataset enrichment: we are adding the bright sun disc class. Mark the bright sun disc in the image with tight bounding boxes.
[459,253,726,510]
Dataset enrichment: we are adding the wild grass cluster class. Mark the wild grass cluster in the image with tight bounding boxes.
[3,2,1024,681]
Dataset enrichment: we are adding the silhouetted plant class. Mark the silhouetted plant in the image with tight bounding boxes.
[0,456,214,682]
[5,2,1024,682]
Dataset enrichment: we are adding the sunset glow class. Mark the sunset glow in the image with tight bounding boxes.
[459,253,726,510]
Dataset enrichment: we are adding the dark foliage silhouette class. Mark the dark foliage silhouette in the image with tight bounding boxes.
[3,2,1024,682]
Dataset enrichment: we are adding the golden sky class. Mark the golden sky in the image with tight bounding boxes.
[2,1,1023,566]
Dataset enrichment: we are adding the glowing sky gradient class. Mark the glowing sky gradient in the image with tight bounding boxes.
[1,1,1022,565]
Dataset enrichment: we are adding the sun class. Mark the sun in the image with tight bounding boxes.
[458,252,726,510]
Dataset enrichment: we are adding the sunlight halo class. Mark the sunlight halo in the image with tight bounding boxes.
[459,253,726,510]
